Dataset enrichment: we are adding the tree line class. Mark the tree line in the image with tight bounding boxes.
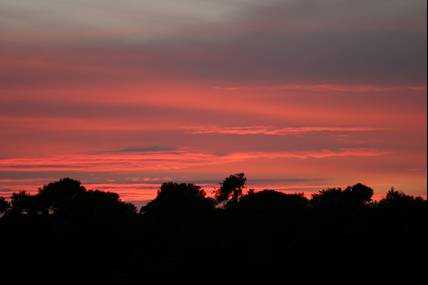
[0,173,425,218]
[0,173,426,283]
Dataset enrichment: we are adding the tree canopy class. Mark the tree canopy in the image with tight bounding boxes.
[215,173,247,206]
[140,182,215,216]
[0,174,426,283]
[8,178,136,221]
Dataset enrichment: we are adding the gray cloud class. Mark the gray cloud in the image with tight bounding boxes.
[0,0,425,86]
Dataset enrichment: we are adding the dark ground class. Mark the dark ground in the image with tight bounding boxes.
[0,177,426,284]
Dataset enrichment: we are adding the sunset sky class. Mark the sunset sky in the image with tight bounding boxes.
[0,0,426,205]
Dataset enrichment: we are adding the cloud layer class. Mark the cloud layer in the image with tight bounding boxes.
[0,0,426,202]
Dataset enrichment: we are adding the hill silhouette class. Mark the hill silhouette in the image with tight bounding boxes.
[0,174,426,283]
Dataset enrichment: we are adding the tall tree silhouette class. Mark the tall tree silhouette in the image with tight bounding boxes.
[215,173,247,207]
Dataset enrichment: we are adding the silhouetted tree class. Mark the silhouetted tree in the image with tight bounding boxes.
[65,189,137,221]
[238,190,308,214]
[310,188,344,209]
[344,183,373,206]
[10,191,42,215]
[140,182,215,216]
[311,183,373,210]
[8,178,136,220]
[37,177,86,214]
[0,197,10,214]
[0,175,426,283]
[215,173,247,207]
[378,188,426,211]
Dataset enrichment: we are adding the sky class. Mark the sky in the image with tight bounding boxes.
[0,0,426,205]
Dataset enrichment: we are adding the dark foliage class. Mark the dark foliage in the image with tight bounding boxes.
[8,178,136,222]
[215,172,246,206]
[378,188,426,211]
[237,190,309,214]
[0,197,10,213]
[140,182,215,216]
[0,175,426,283]
[311,183,374,210]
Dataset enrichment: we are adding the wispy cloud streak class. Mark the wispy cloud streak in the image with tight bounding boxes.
[188,126,384,136]
[0,148,389,172]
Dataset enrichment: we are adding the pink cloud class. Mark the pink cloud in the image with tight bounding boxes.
[188,126,384,136]
[0,148,389,173]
